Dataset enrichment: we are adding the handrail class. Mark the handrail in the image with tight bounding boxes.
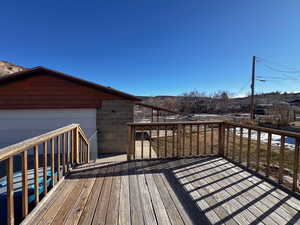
[0,124,90,225]
[0,124,79,161]
[77,126,89,144]
[128,121,223,126]
[225,121,300,139]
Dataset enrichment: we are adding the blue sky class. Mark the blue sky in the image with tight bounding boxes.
[1,1,300,96]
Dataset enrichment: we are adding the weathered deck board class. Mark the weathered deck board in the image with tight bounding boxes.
[21,156,300,225]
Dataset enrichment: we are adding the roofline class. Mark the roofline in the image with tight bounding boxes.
[0,66,141,102]
[136,102,179,114]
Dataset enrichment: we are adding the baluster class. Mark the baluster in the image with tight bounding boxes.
[149,126,152,159]
[177,124,181,157]
[239,127,243,163]
[34,145,39,204]
[67,132,70,171]
[63,133,66,174]
[127,125,132,160]
[22,151,28,218]
[293,139,299,191]
[266,133,272,177]
[80,138,83,163]
[247,129,251,168]
[86,140,91,163]
[211,124,214,154]
[51,138,55,186]
[256,131,261,172]
[218,123,225,156]
[204,125,207,155]
[278,135,285,184]
[226,126,229,157]
[165,125,167,158]
[7,156,14,225]
[196,125,199,156]
[157,125,160,158]
[133,126,136,160]
[70,130,74,164]
[43,142,47,195]
[232,127,236,160]
[189,125,192,156]
[75,127,79,164]
[182,125,186,156]
[141,126,144,159]
[57,136,61,180]
[172,125,175,157]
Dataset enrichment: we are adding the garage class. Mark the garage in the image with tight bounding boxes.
[0,65,140,158]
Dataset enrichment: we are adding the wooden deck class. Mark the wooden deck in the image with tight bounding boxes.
[22,156,300,225]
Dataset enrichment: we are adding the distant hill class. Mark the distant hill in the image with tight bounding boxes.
[0,61,27,77]
[138,92,300,114]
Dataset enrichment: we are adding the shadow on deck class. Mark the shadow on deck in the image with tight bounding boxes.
[22,156,300,225]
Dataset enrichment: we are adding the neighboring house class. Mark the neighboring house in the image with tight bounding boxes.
[0,64,140,159]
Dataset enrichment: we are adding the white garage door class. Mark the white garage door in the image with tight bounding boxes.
[0,109,98,159]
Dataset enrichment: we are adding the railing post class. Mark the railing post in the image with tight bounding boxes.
[218,123,225,156]
[127,125,133,160]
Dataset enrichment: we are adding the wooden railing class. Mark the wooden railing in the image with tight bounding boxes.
[0,124,90,225]
[127,121,300,193]
[127,121,224,160]
[224,122,300,193]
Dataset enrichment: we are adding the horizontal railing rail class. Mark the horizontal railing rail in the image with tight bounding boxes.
[128,121,300,193]
[0,124,90,225]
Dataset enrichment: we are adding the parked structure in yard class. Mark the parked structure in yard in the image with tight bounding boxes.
[0,63,140,159]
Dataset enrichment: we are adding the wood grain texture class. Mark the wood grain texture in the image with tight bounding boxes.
[21,157,300,225]
[0,73,127,109]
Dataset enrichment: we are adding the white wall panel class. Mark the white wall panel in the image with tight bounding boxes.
[0,109,98,159]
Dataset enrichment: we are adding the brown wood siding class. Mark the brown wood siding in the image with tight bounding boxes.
[0,73,124,109]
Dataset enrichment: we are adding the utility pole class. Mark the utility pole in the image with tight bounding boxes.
[250,56,256,120]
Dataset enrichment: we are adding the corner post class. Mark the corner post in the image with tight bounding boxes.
[127,125,133,160]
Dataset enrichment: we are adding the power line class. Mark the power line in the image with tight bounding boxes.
[257,56,300,71]
[256,75,300,81]
[261,63,300,74]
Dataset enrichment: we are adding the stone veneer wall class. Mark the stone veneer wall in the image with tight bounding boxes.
[97,99,134,155]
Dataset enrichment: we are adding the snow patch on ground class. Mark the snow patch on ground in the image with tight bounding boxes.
[231,128,296,150]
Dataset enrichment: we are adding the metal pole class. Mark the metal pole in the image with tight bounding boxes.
[250,56,256,120]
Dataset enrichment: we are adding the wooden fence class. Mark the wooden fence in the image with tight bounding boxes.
[0,124,89,225]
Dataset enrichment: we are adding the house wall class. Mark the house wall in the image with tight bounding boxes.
[97,100,134,154]
[0,73,122,109]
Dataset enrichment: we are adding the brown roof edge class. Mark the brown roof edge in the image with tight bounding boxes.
[136,102,179,114]
[0,66,141,102]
